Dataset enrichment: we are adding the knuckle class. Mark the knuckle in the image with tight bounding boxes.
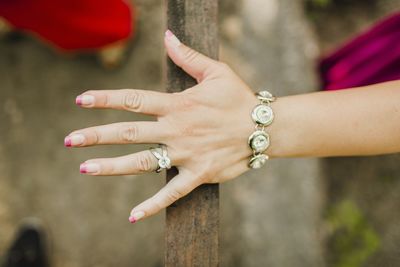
[179,125,194,136]
[197,168,216,183]
[167,180,194,203]
[176,94,197,111]
[123,90,143,111]
[92,130,101,144]
[166,188,183,203]
[119,124,138,142]
[136,154,154,172]
[183,48,199,64]
[103,94,110,107]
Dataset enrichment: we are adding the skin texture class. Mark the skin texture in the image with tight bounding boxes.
[65,30,400,223]
[268,80,400,158]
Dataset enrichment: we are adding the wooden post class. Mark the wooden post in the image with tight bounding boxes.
[165,1,219,266]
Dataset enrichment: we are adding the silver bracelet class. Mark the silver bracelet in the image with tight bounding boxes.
[248,90,276,169]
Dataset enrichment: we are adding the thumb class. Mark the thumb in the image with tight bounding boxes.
[164,29,219,82]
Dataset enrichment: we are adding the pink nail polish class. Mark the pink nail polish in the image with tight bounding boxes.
[76,95,95,106]
[64,137,72,147]
[80,164,87,173]
[165,29,173,38]
[65,134,85,147]
[165,29,181,47]
[79,163,100,174]
[76,96,82,106]
[129,211,145,224]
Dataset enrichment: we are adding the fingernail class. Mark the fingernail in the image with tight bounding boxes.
[80,163,100,174]
[64,137,72,147]
[129,211,145,224]
[165,29,181,48]
[64,134,85,147]
[76,95,95,106]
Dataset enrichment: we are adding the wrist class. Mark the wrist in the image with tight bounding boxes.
[266,94,308,159]
[266,96,289,159]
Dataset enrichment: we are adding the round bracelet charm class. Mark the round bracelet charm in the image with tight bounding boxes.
[251,104,274,126]
[248,130,270,153]
[257,90,276,102]
[249,154,269,169]
[248,90,276,169]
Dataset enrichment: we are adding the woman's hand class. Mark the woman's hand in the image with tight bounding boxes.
[65,30,261,223]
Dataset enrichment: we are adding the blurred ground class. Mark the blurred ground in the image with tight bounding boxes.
[0,0,399,267]
[0,1,165,266]
[219,0,323,266]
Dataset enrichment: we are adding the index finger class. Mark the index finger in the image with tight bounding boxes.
[76,89,177,116]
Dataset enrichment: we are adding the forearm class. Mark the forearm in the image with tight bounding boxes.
[269,80,400,158]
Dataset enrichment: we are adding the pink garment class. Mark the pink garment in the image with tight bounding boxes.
[319,12,400,90]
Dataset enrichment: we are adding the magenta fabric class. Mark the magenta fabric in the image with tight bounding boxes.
[319,12,400,90]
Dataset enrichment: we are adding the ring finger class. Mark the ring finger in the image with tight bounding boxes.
[79,147,180,176]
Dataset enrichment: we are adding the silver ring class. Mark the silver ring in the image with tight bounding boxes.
[149,144,172,173]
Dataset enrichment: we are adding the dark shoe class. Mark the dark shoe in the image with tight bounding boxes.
[1,219,50,267]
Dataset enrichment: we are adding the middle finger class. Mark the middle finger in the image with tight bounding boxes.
[65,121,171,147]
